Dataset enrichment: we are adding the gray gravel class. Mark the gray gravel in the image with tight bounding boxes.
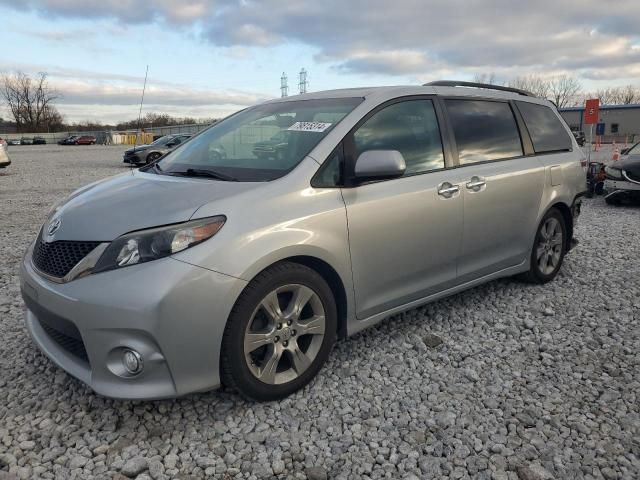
[1,144,640,480]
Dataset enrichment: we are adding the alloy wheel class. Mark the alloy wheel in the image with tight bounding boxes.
[244,284,326,385]
[536,217,563,275]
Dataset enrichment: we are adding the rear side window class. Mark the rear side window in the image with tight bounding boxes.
[445,99,523,165]
[516,101,572,153]
[353,99,444,175]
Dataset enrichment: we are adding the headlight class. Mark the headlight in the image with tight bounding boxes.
[93,216,225,273]
[604,166,623,180]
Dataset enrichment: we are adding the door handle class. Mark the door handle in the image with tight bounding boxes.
[437,182,460,198]
[465,176,486,191]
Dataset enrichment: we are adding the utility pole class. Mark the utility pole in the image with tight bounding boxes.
[280,72,289,98]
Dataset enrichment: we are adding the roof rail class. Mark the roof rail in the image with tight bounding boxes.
[423,80,534,97]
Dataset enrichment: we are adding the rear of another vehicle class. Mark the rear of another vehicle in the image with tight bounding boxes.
[0,144,11,169]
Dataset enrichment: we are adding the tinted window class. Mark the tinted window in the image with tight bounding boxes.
[516,101,572,153]
[353,99,444,175]
[446,100,523,164]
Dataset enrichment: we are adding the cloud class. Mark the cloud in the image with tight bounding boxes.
[0,62,272,123]
[0,0,214,24]
[3,0,640,84]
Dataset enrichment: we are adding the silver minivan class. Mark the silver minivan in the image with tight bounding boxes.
[20,81,586,401]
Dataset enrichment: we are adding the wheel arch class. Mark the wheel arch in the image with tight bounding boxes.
[236,253,351,340]
[548,201,573,251]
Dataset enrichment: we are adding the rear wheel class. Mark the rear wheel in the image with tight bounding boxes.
[519,208,566,284]
[221,262,337,401]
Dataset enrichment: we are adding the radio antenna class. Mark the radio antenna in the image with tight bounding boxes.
[132,65,149,171]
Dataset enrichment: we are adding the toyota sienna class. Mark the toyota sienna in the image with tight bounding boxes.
[20,81,587,401]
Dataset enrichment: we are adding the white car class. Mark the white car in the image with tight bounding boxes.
[0,144,11,169]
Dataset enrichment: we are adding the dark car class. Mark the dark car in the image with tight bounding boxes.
[123,134,192,165]
[74,135,97,145]
[20,137,34,145]
[604,142,640,204]
[33,136,46,145]
[58,136,78,145]
[252,130,289,160]
[0,144,11,169]
[572,130,586,146]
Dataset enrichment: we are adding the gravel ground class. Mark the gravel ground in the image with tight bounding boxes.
[1,144,639,480]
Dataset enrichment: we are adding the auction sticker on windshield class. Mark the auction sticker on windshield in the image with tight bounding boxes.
[287,122,332,132]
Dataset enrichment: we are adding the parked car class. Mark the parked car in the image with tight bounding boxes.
[58,136,79,145]
[8,139,21,146]
[123,134,192,165]
[74,136,97,145]
[0,144,10,169]
[572,130,586,146]
[252,130,290,160]
[33,136,47,145]
[21,81,586,401]
[586,161,606,197]
[20,137,34,145]
[604,141,640,205]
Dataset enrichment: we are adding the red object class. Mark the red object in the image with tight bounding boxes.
[74,136,97,145]
[584,99,599,124]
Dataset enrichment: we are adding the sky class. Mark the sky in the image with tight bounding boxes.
[0,0,639,124]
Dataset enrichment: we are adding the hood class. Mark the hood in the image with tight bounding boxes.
[126,144,152,153]
[47,170,259,242]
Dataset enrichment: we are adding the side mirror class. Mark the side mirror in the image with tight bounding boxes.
[166,142,176,148]
[354,150,406,180]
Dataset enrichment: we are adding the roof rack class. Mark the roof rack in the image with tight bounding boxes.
[423,80,534,97]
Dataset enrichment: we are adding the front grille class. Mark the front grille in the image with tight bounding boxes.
[33,235,101,278]
[39,320,89,363]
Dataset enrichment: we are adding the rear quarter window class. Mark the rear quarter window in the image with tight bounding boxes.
[516,101,572,153]
[445,99,523,165]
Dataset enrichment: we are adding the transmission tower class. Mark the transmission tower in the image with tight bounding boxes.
[280,72,289,97]
[298,68,309,94]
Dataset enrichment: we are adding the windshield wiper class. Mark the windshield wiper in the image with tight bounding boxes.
[168,168,238,182]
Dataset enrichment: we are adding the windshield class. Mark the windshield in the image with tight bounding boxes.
[157,97,362,181]
[151,135,173,146]
[628,142,640,155]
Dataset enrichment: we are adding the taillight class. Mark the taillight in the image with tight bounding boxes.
[580,158,588,172]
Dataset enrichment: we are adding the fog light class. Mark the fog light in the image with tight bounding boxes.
[122,349,143,375]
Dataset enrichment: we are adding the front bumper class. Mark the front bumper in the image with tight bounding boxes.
[604,179,640,193]
[123,154,142,164]
[20,245,247,399]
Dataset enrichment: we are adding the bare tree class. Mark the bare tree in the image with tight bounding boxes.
[473,73,498,85]
[1,71,61,132]
[548,75,581,108]
[508,75,551,99]
[617,85,639,104]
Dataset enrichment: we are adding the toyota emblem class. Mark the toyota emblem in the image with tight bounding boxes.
[47,217,62,236]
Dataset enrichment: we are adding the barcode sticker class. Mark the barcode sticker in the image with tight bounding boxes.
[287,122,332,133]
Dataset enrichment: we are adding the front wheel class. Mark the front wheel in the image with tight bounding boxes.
[221,262,337,401]
[519,208,567,284]
[146,152,162,164]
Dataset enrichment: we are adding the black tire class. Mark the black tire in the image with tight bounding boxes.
[221,262,337,401]
[146,152,162,164]
[519,208,567,284]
